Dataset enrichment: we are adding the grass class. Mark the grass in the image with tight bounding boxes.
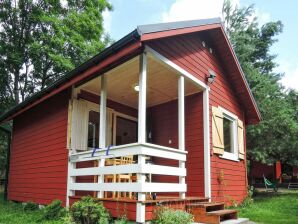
[0,193,63,224]
[238,189,298,224]
[1,190,298,224]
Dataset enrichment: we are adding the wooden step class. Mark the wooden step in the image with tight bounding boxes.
[187,202,225,212]
[207,209,238,223]
[187,201,237,224]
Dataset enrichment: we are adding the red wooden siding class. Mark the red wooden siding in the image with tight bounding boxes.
[250,161,275,179]
[149,93,204,197]
[147,33,248,204]
[8,90,70,205]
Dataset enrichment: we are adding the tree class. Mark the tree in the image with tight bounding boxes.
[0,0,112,184]
[0,0,112,110]
[222,0,298,166]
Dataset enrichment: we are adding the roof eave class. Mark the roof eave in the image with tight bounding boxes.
[0,29,141,124]
[219,26,261,124]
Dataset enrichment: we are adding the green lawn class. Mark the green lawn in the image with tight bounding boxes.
[0,193,63,224]
[238,189,298,224]
[0,190,298,223]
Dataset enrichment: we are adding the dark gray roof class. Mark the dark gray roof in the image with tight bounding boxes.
[0,18,223,123]
[137,17,221,35]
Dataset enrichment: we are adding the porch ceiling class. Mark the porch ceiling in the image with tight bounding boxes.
[79,54,202,108]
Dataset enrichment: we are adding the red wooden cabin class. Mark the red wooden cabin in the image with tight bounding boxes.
[0,18,260,222]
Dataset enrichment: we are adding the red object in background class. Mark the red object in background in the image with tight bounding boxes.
[275,161,282,183]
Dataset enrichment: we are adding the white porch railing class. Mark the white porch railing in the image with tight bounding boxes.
[67,143,187,194]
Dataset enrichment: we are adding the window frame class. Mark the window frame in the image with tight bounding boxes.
[219,107,239,161]
[85,100,138,149]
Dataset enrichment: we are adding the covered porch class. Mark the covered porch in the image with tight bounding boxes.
[66,46,211,222]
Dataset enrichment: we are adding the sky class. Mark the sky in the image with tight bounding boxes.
[102,0,298,91]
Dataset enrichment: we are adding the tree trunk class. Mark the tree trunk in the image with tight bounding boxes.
[13,71,19,104]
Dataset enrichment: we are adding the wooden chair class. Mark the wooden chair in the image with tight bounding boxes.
[104,158,120,198]
[117,156,134,198]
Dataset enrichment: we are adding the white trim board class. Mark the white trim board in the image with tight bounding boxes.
[203,88,211,199]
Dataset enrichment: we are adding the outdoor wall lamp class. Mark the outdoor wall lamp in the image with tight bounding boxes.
[133,83,139,92]
[207,69,216,84]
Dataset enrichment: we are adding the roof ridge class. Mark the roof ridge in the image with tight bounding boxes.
[137,17,222,35]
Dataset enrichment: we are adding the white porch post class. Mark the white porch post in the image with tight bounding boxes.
[66,159,75,206]
[178,76,186,199]
[66,86,76,207]
[203,88,211,199]
[98,74,107,198]
[136,53,147,223]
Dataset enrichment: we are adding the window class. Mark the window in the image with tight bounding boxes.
[212,106,245,161]
[221,109,238,161]
[116,116,138,145]
[223,117,233,153]
[87,111,100,148]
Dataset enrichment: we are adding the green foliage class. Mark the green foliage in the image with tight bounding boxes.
[114,216,129,224]
[222,0,298,166]
[0,0,112,177]
[70,196,110,224]
[42,200,66,220]
[23,201,39,211]
[0,192,64,223]
[240,186,254,208]
[153,206,193,224]
[238,190,298,224]
[0,133,7,178]
[0,0,112,108]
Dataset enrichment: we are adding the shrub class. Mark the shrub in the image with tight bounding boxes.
[23,201,39,211]
[42,199,66,220]
[62,213,76,224]
[153,206,193,224]
[70,196,110,224]
[114,216,128,224]
[241,186,254,208]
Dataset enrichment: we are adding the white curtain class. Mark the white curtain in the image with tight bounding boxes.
[70,99,88,151]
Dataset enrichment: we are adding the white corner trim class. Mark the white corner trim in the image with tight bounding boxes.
[144,45,208,90]
[203,89,211,199]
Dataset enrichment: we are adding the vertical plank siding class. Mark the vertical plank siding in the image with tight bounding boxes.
[8,90,70,205]
[147,33,247,204]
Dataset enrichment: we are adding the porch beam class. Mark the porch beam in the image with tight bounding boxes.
[178,76,186,199]
[98,74,107,198]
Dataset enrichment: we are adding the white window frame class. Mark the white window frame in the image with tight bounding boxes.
[113,111,138,146]
[219,107,239,162]
[85,100,138,148]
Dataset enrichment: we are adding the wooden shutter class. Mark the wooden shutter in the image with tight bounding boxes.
[70,99,88,151]
[238,119,245,160]
[212,106,224,155]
